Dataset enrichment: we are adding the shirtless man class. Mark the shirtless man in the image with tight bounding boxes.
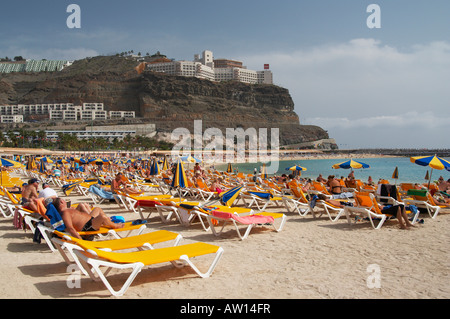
[316,174,327,183]
[53,197,123,239]
[21,178,40,212]
[111,172,142,195]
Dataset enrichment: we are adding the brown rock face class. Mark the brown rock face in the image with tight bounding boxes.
[0,55,332,146]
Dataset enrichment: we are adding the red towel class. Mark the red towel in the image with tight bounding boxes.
[134,200,162,208]
[13,208,22,230]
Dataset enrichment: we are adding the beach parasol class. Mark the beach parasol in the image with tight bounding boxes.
[171,158,188,202]
[226,163,233,173]
[424,170,430,181]
[39,158,47,173]
[36,156,54,164]
[410,155,450,188]
[149,159,160,176]
[332,159,370,169]
[392,166,399,185]
[286,165,307,176]
[286,165,307,171]
[62,181,82,196]
[219,185,243,207]
[89,158,110,166]
[261,163,268,179]
[161,156,169,171]
[200,185,244,208]
[0,158,23,168]
[56,158,69,164]
[74,157,88,164]
[180,155,202,163]
[0,157,24,185]
[26,157,37,171]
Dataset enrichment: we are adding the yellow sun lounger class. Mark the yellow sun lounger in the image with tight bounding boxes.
[36,220,148,252]
[62,233,224,296]
[51,229,183,276]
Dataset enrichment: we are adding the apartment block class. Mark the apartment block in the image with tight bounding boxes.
[147,50,273,85]
[0,102,135,122]
[0,115,23,123]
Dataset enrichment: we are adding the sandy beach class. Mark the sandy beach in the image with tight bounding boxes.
[0,170,449,300]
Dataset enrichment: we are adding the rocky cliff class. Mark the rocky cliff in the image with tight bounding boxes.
[0,55,334,147]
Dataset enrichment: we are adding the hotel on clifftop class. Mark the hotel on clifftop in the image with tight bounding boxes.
[146,50,273,85]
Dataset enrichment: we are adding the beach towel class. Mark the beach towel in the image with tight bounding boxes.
[379,184,398,203]
[212,211,274,225]
[89,184,114,200]
[45,203,65,231]
[13,208,23,230]
[34,197,51,221]
[248,191,273,199]
[62,181,81,196]
[133,200,163,208]
[407,189,428,197]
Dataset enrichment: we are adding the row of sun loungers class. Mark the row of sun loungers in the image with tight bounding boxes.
[1,165,447,296]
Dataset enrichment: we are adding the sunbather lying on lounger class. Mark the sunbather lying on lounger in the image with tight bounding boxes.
[21,178,40,212]
[111,172,143,195]
[312,193,353,208]
[52,197,124,239]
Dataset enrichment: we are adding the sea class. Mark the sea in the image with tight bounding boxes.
[216,156,450,184]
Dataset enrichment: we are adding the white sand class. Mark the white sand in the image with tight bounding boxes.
[1,173,449,299]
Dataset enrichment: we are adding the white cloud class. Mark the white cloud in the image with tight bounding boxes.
[240,39,450,148]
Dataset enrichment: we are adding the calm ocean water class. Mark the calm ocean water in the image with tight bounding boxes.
[216,157,450,184]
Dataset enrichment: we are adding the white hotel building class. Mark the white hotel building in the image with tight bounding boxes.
[147,50,273,85]
[0,102,135,123]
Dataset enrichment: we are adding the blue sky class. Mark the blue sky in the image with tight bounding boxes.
[1,0,449,149]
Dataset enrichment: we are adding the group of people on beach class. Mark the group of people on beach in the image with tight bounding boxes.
[18,177,123,240]
[271,170,424,230]
[10,153,449,236]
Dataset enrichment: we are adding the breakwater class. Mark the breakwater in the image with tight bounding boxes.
[325,149,450,158]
